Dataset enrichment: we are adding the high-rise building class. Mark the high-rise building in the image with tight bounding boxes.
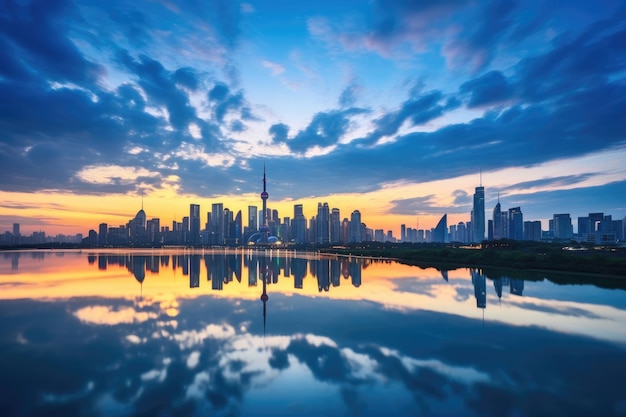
[232,210,242,244]
[349,210,362,243]
[182,216,189,244]
[147,218,160,243]
[316,202,330,244]
[293,204,306,244]
[553,214,573,240]
[129,205,147,244]
[492,195,505,240]
[433,214,447,243]
[98,223,108,245]
[400,224,406,242]
[211,203,224,244]
[472,185,485,242]
[189,204,200,245]
[248,206,258,231]
[330,208,341,244]
[341,218,349,244]
[12,223,20,237]
[524,220,542,241]
[508,207,523,240]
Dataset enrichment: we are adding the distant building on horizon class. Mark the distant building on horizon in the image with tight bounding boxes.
[472,184,485,243]
[433,214,447,243]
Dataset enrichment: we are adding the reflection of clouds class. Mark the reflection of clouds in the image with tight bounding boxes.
[125,334,144,344]
[74,305,157,325]
[304,334,337,348]
[43,381,95,403]
[379,347,490,385]
[5,293,624,417]
[173,323,236,349]
[187,351,201,369]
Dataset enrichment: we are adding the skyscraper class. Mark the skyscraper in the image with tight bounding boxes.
[349,210,361,243]
[508,207,524,240]
[248,206,258,231]
[330,208,341,244]
[211,203,224,244]
[316,202,330,244]
[492,194,505,240]
[553,214,573,240]
[472,184,485,243]
[98,223,108,246]
[293,204,306,244]
[189,204,200,245]
[433,214,447,243]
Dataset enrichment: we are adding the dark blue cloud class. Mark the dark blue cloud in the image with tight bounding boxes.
[284,108,368,152]
[0,0,102,83]
[445,0,520,71]
[460,71,514,107]
[107,6,152,48]
[517,16,626,102]
[388,195,438,216]
[359,90,453,146]
[367,0,470,48]
[117,52,197,129]
[338,81,361,108]
[269,123,289,144]
[207,82,256,123]
[496,174,598,194]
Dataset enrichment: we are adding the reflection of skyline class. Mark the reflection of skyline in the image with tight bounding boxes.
[3,250,626,348]
[88,252,370,292]
[85,252,527,316]
[472,270,526,311]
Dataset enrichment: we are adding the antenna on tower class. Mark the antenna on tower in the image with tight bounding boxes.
[479,168,482,187]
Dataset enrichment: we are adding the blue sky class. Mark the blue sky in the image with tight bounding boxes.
[1,0,625,234]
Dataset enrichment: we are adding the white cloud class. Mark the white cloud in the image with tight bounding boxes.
[74,305,157,325]
[262,60,285,76]
[188,123,202,139]
[174,142,236,168]
[75,165,160,185]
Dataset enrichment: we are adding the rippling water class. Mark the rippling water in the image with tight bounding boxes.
[1,249,625,417]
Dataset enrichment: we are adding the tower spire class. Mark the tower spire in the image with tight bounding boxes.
[260,164,270,244]
[479,168,482,187]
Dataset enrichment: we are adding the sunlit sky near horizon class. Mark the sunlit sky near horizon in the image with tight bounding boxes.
[1,0,626,236]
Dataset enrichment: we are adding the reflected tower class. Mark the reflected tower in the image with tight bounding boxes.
[260,264,269,336]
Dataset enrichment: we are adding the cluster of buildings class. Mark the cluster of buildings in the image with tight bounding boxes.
[81,201,369,247]
[417,183,625,245]
[2,170,624,247]
[0,223,83,246]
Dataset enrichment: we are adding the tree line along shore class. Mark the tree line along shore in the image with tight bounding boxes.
[319,240,626,279]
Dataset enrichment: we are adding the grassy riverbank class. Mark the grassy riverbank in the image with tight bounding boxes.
[319,240,626,278]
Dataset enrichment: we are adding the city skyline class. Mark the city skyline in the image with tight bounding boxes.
[1,1,626,236]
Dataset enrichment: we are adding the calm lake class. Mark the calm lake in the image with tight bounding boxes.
[1,249,625,417]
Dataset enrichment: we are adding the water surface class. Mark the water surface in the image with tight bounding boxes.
[1,249,625,416]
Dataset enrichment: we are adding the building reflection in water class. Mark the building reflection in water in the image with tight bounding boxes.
[81,252,528,318]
